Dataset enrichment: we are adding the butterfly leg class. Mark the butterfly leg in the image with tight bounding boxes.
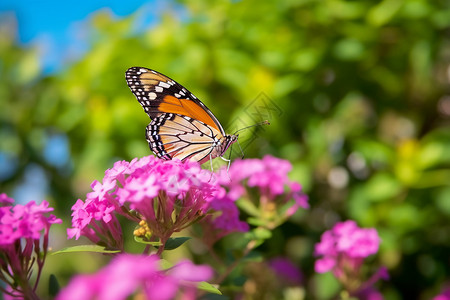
[220,156,232,181]
[207,153,215,182]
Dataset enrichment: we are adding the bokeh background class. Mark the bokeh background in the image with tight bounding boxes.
[1,0,450,299]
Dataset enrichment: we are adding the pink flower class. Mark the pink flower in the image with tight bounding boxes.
[67,156,221,249]
[315,256,336,273]
[68,155,304,251]
[356,288,385,300]
[125,174,159,203]
[315,220,380,271]
[199,195,249,246]
[104,159,135,185]
[0,193,14,205]
[433,287,450,300]
[167,259,214,281]
[56,254,213,300]
[87,179,116,201]
[0,200,61,245]
[314,220,386,296]
[209,197,249,232]
[224,156,291,197]
[0,196,61,300]
[268,257,303,285]
[67,196,122,249]
[217,155,308,229]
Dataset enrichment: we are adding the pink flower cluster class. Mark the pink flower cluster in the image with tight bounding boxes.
[222,155,308,209]
[0,197,61,245]
[0,194,61,299]
[68,155,308,250]
[315,220,380,274]
[314,220,387,298]
[198,155,309,245]
[56,254,213,300]
[67,156,224,248]
[199,155,308,245]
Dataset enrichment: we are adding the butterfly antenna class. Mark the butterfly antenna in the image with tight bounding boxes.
[233,120,270,135]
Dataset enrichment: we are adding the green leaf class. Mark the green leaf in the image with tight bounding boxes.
[134,235,163,246]
[162,237,191,250]
[252,227,272,240]
[365,172,402,202]
[241,231,266,249]
[314,272,340,299]
[52,245,121,255]
[200,294,228,300]
[247,217,266,226]
[197,281,222,295]
[236,198,260,216]
[48,274,60,297]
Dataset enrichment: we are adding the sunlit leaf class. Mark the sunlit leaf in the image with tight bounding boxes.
[197,281,222,295]
[52,245,121,255]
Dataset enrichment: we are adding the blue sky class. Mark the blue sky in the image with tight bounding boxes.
[0,0,157,73]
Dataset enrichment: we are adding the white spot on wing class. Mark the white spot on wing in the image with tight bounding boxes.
[159,82,170,89]
[139,68,148,73]
[155,86,163,93]
[149,92,157,100]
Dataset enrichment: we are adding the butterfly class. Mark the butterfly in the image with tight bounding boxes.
[125,67,238,164]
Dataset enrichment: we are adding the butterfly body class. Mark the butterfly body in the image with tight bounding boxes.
[125,67,237,164]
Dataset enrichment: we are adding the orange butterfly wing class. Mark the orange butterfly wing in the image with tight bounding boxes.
[125,67,225,135]
[125,67,235,163]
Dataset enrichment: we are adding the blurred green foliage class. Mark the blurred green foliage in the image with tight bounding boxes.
[1,0,450,299]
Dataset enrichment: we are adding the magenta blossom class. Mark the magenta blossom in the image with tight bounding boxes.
[315,220,380,274]
[434,287,450,300]
[217,155,308,229]
[200,194,250,246]
[56,254,213,300]
[268,257,303,286]
[314,220,386,297]
[0,193,14,205]
[67,156,222,251]
[0,196,61,300]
